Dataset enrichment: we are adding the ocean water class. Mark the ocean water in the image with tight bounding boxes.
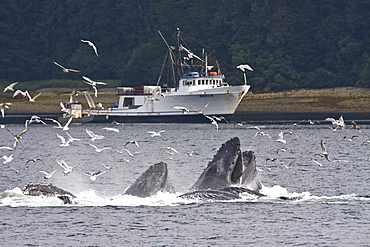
[0,119,369,246]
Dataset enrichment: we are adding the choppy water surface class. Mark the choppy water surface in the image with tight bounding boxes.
[1,119,370,246]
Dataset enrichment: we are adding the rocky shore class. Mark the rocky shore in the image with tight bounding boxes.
[1,87,370,120]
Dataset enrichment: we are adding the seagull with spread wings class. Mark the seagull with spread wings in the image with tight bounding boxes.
[81,39,99,57]
[3,82,18,92]
[53,61,80,73]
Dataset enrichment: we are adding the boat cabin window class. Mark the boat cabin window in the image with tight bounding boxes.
[123,97,134,107]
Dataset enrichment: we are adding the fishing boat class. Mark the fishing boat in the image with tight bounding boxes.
[60,29,252,124]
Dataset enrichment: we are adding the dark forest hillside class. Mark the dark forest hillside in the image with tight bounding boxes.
[0,0,369,92]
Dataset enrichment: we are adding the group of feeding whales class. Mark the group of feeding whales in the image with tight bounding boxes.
[22,137,276,204]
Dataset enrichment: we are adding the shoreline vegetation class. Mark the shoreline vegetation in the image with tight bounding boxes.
[1,87,370,116]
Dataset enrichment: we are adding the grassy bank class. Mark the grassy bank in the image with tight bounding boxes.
[1,87,370,115]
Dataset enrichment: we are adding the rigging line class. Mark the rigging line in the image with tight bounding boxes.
[156,50,169,86]
[158,30,175,65]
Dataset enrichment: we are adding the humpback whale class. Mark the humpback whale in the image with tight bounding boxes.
[22,183,76,204]
[190,137,262,191]
[123,162,175,198]
[123,137,265,200]
[180,137,265,200]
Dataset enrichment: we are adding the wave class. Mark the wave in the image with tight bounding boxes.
[1,186,369,208]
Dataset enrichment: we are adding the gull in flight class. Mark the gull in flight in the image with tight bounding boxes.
[180,44,202,61]
[211,115,229,123]
[350,121,361,132]
[25,158,45,165]
[3,121,29,149]
[166,146,180,154]
[279,160,294,169]
[0,146,13,151]
[82,76,107,97]
[253,132,271,139]
[10,166,20,173]
[89,143,112,153]
[65,132,81,143]
[81,39,99,57]
[111,121,124,126]
[26,91,42,102]
[3,82,18,92]
[86,129,105,142]
[148,130,165,137]
[293,119,320,126]
[0,103,12,118]
[171,106,190,114]
[124,140,139,148]
[59,102,67,113]
[193,103,209,115]
[39,170,57,179]
[325,115,346,129]
[276,148,288,154]
[13,89,28,98]
[343,135,358,142]
[56,133,72,147]
[115,147,134,158]
[46,117,73,131]
[83,169,106,181]
[311,158,323,166]
[53,61,80,73]
[101,127,120,133]
[2,154,14,165]
[28,115,47,125]
[275,131,287,144]
[315,140,331,162]
[203,115,219,131]
[236,64,253,72]
[275,131,298,144]
[57,159,79,176]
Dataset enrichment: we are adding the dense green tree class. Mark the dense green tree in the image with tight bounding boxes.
[0,0,369,91]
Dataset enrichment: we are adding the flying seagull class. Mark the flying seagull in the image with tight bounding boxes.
[89,143,111,153]
[3,82,18,93]
[45,117,73,131]
[56,133,72,147]
[56,159,79,176]
[86,129,105,142]
[81,39,99,57]
[148,130,165,137]
[13,89,28,98]
[82,76,107,97]
[25,91,42,102]
[171,106,190,114]
[39,170,57,179]
[2,154,14,165]
[0,103,12,118]
[316,140,331,162]
[53,61,80,73]
[83,169,106,181]
[236,64,253,72]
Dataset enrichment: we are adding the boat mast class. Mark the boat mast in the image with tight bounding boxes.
[158,30,177,87]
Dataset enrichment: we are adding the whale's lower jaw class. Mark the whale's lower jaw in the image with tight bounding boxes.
[179,187,266,201]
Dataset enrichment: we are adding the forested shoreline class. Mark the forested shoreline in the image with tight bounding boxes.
[1,0,369,92]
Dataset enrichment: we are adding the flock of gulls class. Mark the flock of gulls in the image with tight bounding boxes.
[235,115,367,171]
[0,110,368,184]
[0,39,105,119]
[0,113,194,182]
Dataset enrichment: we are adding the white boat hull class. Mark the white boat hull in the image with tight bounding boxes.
[85,85,249,123]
